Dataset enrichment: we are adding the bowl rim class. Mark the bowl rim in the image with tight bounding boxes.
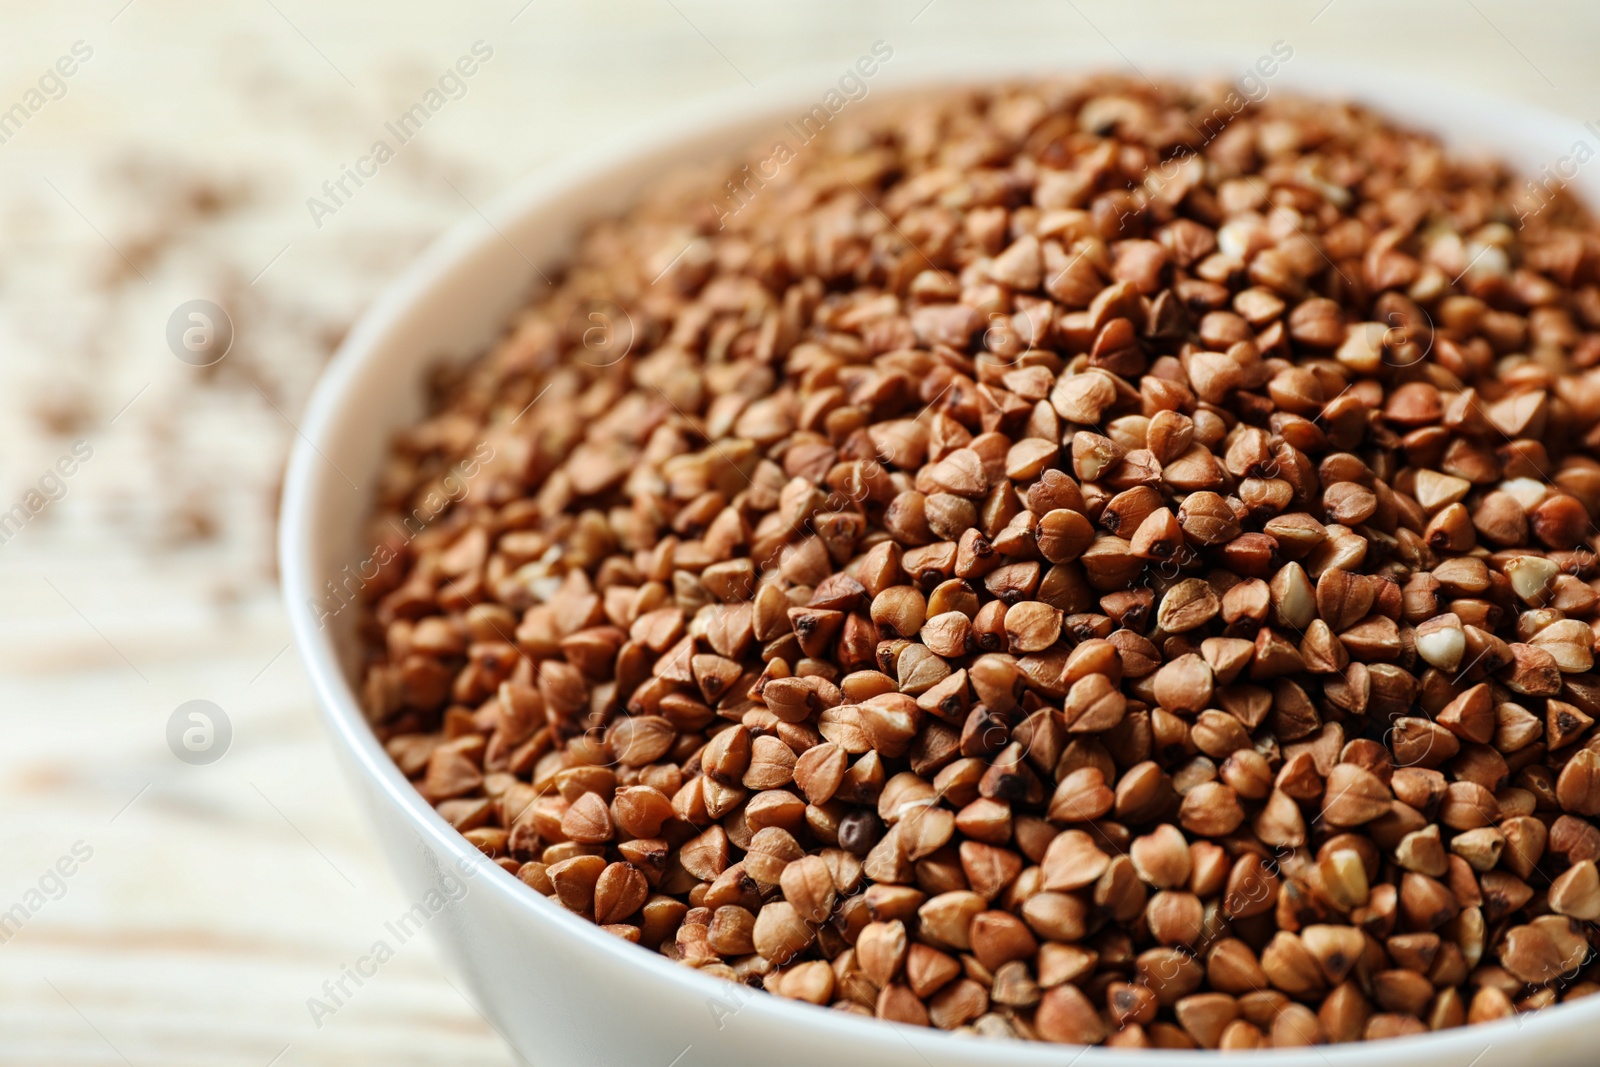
[281,49,1599,1064]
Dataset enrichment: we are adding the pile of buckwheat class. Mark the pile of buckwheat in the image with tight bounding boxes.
[357,75,1600,1048]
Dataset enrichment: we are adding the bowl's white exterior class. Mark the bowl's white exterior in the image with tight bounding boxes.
[282,48,1600,1067]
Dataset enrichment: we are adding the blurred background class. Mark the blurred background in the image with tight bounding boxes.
[2,1,1597,1063]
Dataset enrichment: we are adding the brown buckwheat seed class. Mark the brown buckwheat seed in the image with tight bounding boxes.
[361,74,1600,1049]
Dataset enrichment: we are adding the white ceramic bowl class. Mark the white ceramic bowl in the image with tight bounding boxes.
[282,50,1600,1066]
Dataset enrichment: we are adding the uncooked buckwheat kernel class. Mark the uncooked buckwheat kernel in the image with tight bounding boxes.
[360,75,1600,1048]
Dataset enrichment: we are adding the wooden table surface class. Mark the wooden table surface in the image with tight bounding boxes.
[3,1,1598,1063]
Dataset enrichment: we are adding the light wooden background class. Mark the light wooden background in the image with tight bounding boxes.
[2,1,1598,1063]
